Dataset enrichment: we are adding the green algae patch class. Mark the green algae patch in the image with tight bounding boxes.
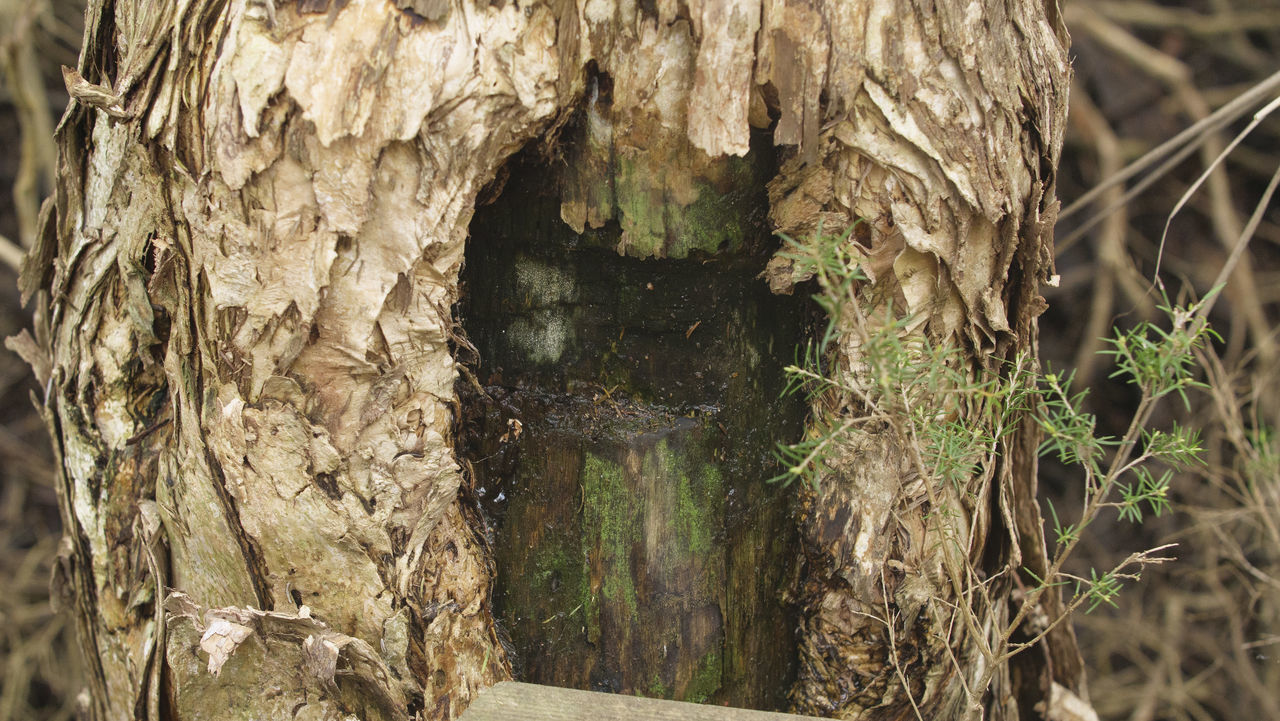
[646,673,671,699]
[685,650,724,704]
[679,451,721,558]
[611,152,764,260]
[649,437,722,560]
[581,452,639,617]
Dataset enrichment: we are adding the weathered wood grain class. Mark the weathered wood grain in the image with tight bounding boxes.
[460,682,822,721]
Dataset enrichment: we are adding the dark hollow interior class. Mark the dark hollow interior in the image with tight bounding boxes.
[458,137,810,710]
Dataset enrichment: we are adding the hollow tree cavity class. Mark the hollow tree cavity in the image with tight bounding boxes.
[460,126,807,710]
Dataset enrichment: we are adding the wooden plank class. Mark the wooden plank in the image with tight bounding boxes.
[460,682,826,721]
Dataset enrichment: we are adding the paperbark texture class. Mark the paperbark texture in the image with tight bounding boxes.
[10,0,1075,719]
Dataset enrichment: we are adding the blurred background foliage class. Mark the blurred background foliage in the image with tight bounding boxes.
[0,1,1276,720]
[1,0,83,718]
[1048,4,1280,720]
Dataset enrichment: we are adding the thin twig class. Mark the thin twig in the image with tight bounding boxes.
[0,234,24,273]
[1058,68,1280,224]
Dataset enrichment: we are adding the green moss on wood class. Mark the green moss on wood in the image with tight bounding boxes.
[646,673,671,699]
[581,452,639,617]
[685,650,723,704]
[657,438,721,558]
[611,155,760,260]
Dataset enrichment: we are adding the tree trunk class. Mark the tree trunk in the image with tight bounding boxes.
[9,0,1081,719]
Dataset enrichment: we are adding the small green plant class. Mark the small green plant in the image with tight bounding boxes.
[770,223,1215,715]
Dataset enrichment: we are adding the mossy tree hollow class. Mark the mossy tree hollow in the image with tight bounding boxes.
[461,129,808,710]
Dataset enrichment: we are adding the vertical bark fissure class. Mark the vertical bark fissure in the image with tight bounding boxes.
[198,443,275,609]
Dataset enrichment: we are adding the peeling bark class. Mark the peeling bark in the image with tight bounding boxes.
[15,0,1076,719]
[757,2,1078,718]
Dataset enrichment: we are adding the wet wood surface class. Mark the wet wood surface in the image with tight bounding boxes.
[462,145,807,709]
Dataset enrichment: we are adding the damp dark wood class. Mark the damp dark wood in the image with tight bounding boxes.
[461,133,809,710]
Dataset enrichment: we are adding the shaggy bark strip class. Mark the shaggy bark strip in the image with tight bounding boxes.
[760,2,1079,719]
[15,0,1077,719]
[30,0,568,718]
